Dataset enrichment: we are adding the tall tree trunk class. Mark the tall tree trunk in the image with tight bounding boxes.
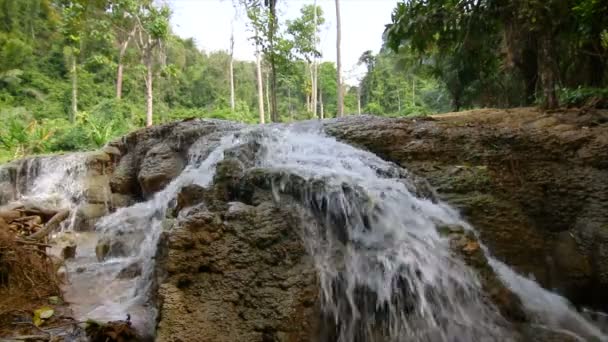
[412,77,415,106]
[229,29,235,111]
[145,55,154,127]
[312,1,318,119]
[319,89,324,119]
[538,33,559,109]
[306,93,311,112]
[268,0,279,122]
[308,63,314,113]
[116,63,124,100]
[116,28,136,100]
[265,70,271,121]
[335,0,344,117]
[70,56,78,123]
[397,92,401,113]
[357,86,361,114]
[270,62,278,122]
[255,52,265,124]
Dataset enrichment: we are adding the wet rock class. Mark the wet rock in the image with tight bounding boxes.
[175,184,207,214]
[95,237,129,262]
[0,182,15,205]
[213,159,245,202]
[445,228,527,323]
[109,153,140,196]
[551,232,593,303]
[62,244,77,260]
[326,109,608,310]
[102,145,122,162]
[138,144,185,196]
[110,193,134,210]
[85,319,139,342]
[117,262,142,279]
[156,185,319,342]
[85,151,113,177]
[74,203,108,231]
[83,175,111,204]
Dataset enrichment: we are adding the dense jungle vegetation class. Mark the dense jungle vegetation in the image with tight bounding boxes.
[0,0,606,162]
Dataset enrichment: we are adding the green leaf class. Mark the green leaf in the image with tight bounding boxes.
[33,306,54,327]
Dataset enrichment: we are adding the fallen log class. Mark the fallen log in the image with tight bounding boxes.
[25,210,70,241]
[22,205,58,222]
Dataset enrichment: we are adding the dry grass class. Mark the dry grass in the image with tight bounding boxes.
[0,229,61,313]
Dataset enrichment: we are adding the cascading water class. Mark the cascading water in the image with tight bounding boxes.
[249,125,606,341]
[3,121,606,341]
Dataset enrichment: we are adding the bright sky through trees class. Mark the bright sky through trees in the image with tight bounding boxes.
[169,0,397,85]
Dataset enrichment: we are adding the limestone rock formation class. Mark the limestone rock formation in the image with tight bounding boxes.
[326,108,608,311]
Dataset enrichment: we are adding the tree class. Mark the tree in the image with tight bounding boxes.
[59,0,87,122]
[240,0,280,122]
[134,2,170,127]
[385,0,608,110]
[110,0,139,100]
[286,4,324,118]
[229,25,235,112]
[335,0,344,117]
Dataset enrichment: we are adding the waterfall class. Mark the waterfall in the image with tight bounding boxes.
[2,122,606,341]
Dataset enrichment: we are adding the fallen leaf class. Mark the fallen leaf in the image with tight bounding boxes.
[33,306,54,326]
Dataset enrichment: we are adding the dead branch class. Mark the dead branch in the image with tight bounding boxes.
[25,210,69,241]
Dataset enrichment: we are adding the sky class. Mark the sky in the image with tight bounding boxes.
[168,0,399,85]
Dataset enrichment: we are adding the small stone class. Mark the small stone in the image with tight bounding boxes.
[62,244,77,260]
[117,262,142,279]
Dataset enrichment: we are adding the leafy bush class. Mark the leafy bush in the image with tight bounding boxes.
[559,87,608,108]
[0,108,54,160]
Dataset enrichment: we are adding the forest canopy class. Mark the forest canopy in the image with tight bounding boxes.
[0,0,607,162]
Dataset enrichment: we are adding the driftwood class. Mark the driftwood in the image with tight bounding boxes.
[25,210,70,241]
[22,205,60,222]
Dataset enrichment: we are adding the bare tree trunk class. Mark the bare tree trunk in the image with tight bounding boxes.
[116,28,136,100]
[538,33,559,109]
[145,56,154,127]
[357,86,361,114]
[255,52,265,124]
[306,92,311,112]
[397,92,401,113]
[288,86,293,118]
[229,29,236,111]
[268,0,279,122]
[265,70,271,121]
[70,56,78,123]
[335,0,344,117]
[312,1,319,119]
[319,89,324,119]
[116,63,124,100]
[412,77,415,106]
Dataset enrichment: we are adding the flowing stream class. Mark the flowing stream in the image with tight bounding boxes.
[3,121,606,341]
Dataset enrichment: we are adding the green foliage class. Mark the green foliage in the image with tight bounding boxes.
[385,0,608,110]
[558,87,608,108]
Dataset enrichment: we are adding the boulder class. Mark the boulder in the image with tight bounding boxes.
[62,244,77,260]
[137,144,185,196]
[85,151,113,176]
[156,165,319,342]
[83,175,111,204]
[74,203,108,231]
[110,193,134,210]
[109,153,140,196]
